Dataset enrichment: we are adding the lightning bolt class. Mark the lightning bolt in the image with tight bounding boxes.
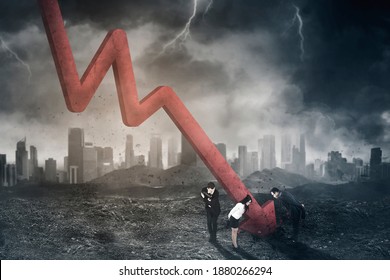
[293,4,305,61]
[37,0,277,236]
[203,0,213,19]
[159,0,198,55]
[0,36,32,82]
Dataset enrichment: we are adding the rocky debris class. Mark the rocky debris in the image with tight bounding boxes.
[244,168,312,193]
[91,165,214,187]
[0,180,389,259]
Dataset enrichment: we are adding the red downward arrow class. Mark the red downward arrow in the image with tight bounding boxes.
[38,0,276,236]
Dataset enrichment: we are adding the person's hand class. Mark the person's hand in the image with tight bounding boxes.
[200,192,205,198]
[207,198,211,202]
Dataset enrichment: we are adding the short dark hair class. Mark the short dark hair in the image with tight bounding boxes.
[270,187,280,193]
[207,182,215,189]
[240,194,252,204]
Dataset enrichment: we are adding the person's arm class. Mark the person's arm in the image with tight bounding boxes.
[200,187,209,200]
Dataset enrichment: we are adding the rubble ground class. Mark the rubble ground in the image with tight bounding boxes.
[0,181,389,259]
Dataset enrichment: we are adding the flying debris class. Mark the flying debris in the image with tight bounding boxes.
[0,36,32,82]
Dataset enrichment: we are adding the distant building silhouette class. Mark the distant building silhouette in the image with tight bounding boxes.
[260,135,276,170]
[168,137,178,168]
[6,164,17,186]
[370,147,382,180]
[299,134,306,174]
[181,134,196,166]
[258,138,263,170]
[248,151,259,175]
[30,145,38,181]
[148,135,163,169]
[281,134,292,169]
[0,154,6,187]
[15,138,29,181]
[45,158,57,182]
[63,156,68,183]
[238,145,247,177]
[285,134,306,176]
[125,134,135,168]
[325,151,356,181]
[68,128,84,184]
[83,142,98,182]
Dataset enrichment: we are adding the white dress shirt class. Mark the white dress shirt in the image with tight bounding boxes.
[228,203,245,220]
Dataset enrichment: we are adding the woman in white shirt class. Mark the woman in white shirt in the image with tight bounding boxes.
[228,194,252,249]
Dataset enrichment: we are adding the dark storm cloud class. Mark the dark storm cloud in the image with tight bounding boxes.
[0,0,40,32]
[282,0,390,148]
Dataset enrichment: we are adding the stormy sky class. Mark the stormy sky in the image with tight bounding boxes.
[0,0,389,168]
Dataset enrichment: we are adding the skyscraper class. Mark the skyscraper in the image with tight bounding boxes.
[45,158,57,182]
[370,147,382,180]
[238,145,248,177]
[299,134,306,174]
[15,138,29,181]
[181,134,196,166]
[30,145,38,181]
[68,128,84,184]
[6,164,17,186]
[261,135,276,170]
[0,154,6,187]
[83,142,98,182]
[168,137,178,168]
[248,151,259,175]
[258,138,263,170]
[281,134,292,169]
[148,135,163,169]
[125,134,135,168]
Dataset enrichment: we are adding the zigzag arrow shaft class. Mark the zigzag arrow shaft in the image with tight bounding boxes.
[38,0,276,236]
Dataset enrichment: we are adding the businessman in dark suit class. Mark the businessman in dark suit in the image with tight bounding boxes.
[201,182,221,243]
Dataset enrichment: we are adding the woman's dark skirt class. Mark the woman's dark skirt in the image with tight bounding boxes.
[229,216,239,229]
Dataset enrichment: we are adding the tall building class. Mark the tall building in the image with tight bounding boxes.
[281,134,292,169]
[95,146,114,177]
[181,134,197,166]
[370,147,382,180]
[215,143,227,160]
[6,164,17,186]
[261,135,276,170]
[83,142,98,182]
[258,138,263,170]
[15,138,29,181]
[299,134,306,174]
[247,151,259,175]
[168,137,178,168]
[45,158,57,182]
[148,135,163,169]
[68,128,84,184]
[238,145,248,177]
[125,134,135,168]
[100,146,114,175]
[30,145,38,181]
[63,156,68,183]
[0,154,6,187]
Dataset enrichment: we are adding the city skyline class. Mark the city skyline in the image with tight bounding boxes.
[1,130,387,171]
[1,1,389,172]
